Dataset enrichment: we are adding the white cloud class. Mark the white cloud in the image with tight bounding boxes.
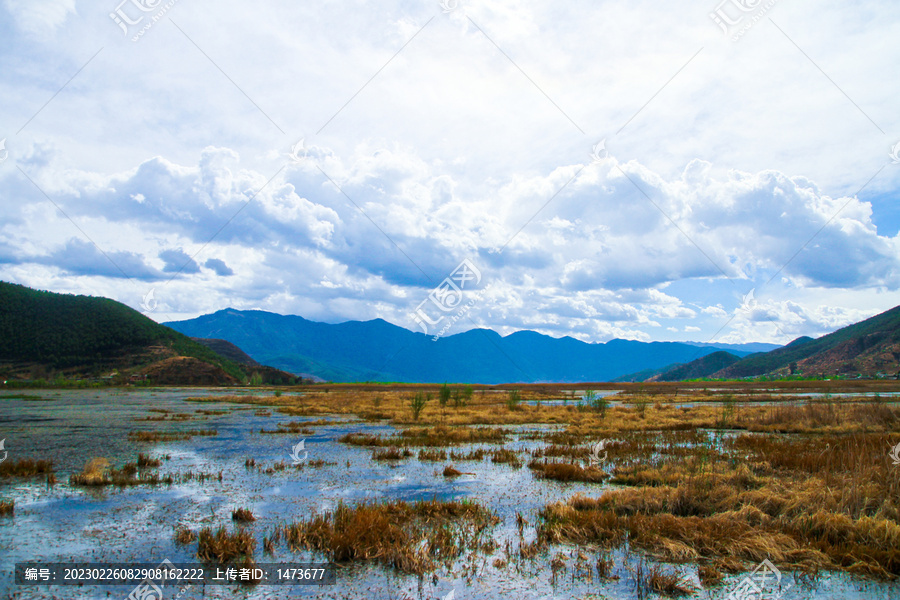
[2,0,900,344]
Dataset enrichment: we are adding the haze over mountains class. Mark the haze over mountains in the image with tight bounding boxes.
[165,309,774,384]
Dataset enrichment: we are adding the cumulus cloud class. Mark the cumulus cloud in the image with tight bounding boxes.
[35,238,161,281]
[3,0,899,343]
[159,249,200,275]
[3,142,899,343]
[204,258,234,276]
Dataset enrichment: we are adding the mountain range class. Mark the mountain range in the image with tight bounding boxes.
[5,279,899,385]
[165,309,767,383]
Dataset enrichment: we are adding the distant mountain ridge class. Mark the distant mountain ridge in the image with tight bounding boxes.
[165,309,762,383]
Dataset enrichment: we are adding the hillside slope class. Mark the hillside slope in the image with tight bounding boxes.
[0,281,294,385]
[715,305,900,378]
[653,350,741,382]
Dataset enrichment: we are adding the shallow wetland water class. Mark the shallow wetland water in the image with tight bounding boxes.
[0,388,897,599]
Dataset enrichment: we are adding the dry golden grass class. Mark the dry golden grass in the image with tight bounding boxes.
[281,498,497,574]
[647,565,697,596]
[0,458,54,478]
[372,447,413,460]
[538,429,900,579]
[528,460,607,483]
[232,507,256,522]
[182,383,900,580]
[197,526,255,563]
[174,527,197,545]
[137,453,161,468]
[68,456,199,487]
[128,429,217,442]
[489,448,523,468]
[449,448,486,461]
[0,500,13,516]
[339,425,508,448]
[418,449,447,461]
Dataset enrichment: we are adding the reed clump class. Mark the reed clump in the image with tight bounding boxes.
[197,526,255,563]
[232,507,256,522]
[538,430,900,579]
[0,458,54,478]
[69,457,176,487]
[282,499,497,574]
[175,527,197,545]
[128,429,217,442]
[528,459,606,483]
[372,447,413,460]
[418,449,447,461]
[489,448,523,468]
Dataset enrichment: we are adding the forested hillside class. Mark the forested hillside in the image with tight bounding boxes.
[0,281,274,383]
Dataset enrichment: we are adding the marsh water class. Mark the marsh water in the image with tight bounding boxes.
[0,389,896,599]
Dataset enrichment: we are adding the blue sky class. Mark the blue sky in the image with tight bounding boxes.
[2,0,899,345]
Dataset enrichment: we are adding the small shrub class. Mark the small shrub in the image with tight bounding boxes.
[410,391,430,421]
[633,396,650,419]
[506,390,522,411]
[585,390,610,416]
[0,500,13,517]
[439,383,451,408]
